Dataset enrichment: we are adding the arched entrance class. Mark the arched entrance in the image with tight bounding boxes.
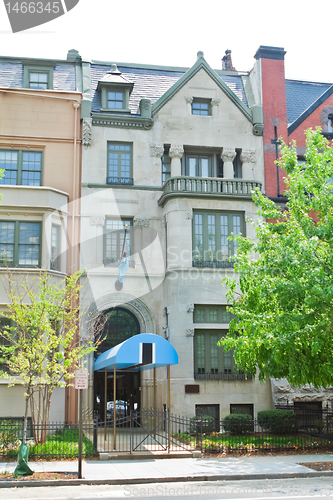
[94,307,140,421]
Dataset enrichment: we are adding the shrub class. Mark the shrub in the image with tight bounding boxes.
[223,414,253,434]
[190,415,216,434]
[257,410,297,434]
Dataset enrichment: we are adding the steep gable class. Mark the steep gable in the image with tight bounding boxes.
[152,52,252,122]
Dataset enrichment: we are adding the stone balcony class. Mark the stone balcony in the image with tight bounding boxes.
[0,185,69,212]
[158,176,262,206]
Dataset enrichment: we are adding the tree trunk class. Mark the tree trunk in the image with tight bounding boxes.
[22,393,29,445]
[30,385,53,444]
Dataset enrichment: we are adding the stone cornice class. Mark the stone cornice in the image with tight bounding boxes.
[92,113,153,130]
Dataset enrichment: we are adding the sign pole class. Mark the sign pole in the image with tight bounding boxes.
[78,388,83,479]
[75,369,88,480]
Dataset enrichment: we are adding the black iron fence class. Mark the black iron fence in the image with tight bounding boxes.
[192,417,333,454]
[0,420,96,460]
[2,409,333,460]
[275,404,333,434]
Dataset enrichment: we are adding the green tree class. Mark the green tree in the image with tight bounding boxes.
[0,271,98,444]
[221,129,333,388]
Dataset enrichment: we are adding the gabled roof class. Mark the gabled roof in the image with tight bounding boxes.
[90,59,248,115]
[151,52,252,121]
[97,63,134,91]
[286,79,333,133]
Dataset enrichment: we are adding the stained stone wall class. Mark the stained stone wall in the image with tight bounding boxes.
[271,378,333,407]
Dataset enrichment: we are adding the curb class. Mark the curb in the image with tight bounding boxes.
[1,470,333,488]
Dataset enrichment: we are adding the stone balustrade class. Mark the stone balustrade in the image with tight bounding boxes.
[158,176,262,205]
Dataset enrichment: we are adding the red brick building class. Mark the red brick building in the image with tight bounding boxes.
[253,45,333,203]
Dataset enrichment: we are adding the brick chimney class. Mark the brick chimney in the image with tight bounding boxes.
[254,46,288,199]
[222,50,236,71]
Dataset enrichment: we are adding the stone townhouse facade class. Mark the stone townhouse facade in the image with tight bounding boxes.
[79,51,272,422]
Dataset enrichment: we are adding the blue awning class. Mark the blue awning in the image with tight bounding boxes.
[93,333,178,371]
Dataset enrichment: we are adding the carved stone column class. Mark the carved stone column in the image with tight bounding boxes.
[150,144,164,180]
[240,149,256,179]
[150,143,164,164]
[185,96,193,114]
[211,99,220,117]
[221,148,236,178]
[169,145,184,177]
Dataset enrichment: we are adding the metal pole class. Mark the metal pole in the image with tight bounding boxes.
[153,367,156,439]
[104,367,107,441]
[113,364,116,450]
[167,365,170,452]
[153,367,156,409]
[78,388,82,479]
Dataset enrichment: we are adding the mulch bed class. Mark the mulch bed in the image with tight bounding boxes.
[0,471,78,481]
[299,462,333,471]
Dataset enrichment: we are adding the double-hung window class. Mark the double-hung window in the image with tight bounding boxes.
[23,65,53,90]
[194,330,234,376]
[107,91,124,109]
[192,99,211,116]
[0,221,41,267]
[0,316,15,372]
[0,317,14,373]
[29,72,48,89]
[192,211,244,267]
[162,155,171,185]
[183,152,223,178]
[194,305,234,323]
[104,218,132,266]
[50,224,61,271]
[0,150,42,186]
[186,155,212,177]
[107,143,133,185]
[193,304,251,380]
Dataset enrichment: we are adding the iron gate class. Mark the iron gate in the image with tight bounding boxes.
[95,409,195,453]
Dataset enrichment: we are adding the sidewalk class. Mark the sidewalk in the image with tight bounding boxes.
[1,454,333,487]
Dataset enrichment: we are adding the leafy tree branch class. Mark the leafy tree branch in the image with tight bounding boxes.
[221,129,333,389]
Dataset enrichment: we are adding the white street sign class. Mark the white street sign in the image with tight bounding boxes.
[75,369,88,389]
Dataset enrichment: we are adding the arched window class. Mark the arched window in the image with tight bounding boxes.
[328,114,333,133]
[95,307,140,357]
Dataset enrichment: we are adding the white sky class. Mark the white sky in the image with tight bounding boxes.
[0,0,332,84]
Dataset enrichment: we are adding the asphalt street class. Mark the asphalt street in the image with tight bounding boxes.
[2,477,333,500]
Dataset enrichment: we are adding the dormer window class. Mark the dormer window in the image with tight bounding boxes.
[98,64,134,113]
[23,63,54,89]
[107,91,124,109]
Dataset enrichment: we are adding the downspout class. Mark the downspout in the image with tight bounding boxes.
[72,101,80,273]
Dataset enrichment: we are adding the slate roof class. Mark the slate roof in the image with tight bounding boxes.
[91,64,248,115]
[53,65,76,91]
[0,61,76,91]
[286,79,333,127]
[0,62,23,87]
